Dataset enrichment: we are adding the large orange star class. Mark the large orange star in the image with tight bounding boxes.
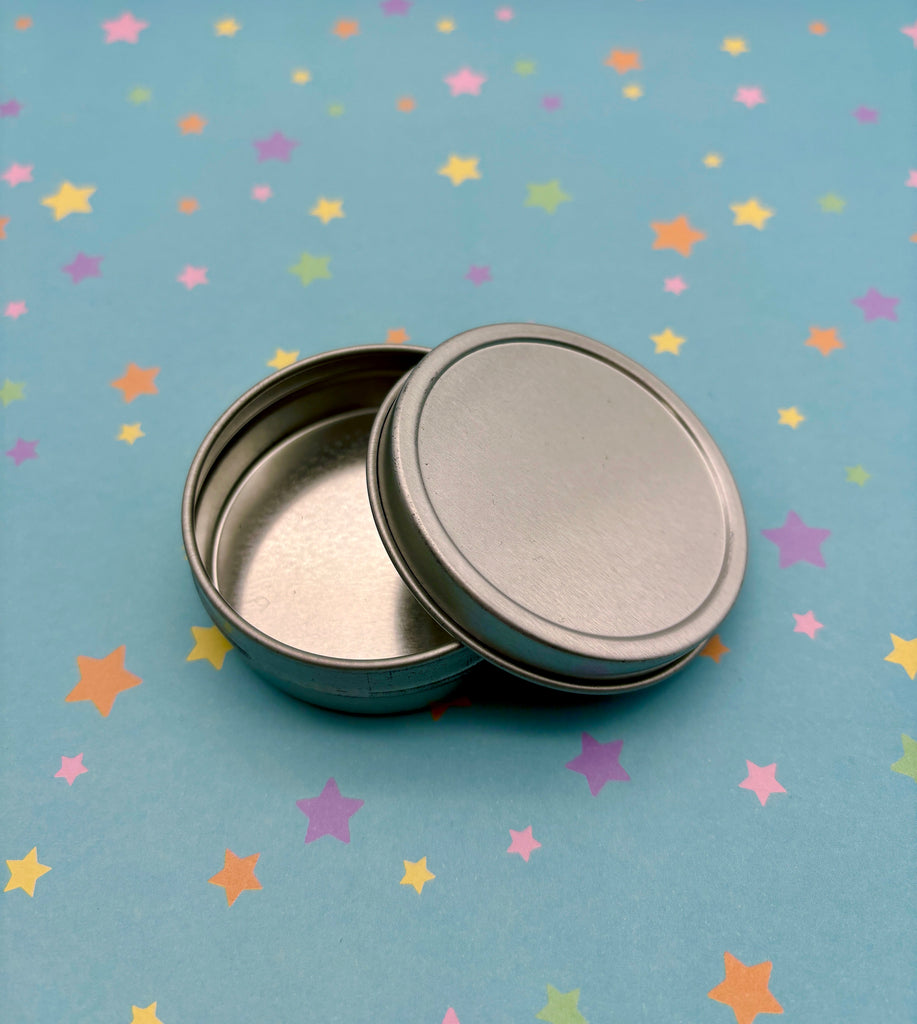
[66,645,142,717]
[111,363,159,402]
[804,326,844,357]
[208,850,262,906]
[700,634,729,663]
[708,952,783,1024]
[332,18,359,39]
[651,215,707,257]
[605,49,641,74]
[178,113,207,135]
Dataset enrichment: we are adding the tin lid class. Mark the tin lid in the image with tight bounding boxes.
[367,323,747,694]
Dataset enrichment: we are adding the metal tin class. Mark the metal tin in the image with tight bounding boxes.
[367,322,748,694]
[181,345,480,713]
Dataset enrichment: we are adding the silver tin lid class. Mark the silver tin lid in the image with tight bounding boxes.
[367,323,748,694]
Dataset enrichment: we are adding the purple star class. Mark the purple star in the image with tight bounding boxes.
[852,287,899,322]
[761,511,830,568]
[541,95,562,111]
[852,106,878,123]
[0,98,23,118]
[6,438,38,466]
[296,777,364,843]
[465,265,491,285]
[253,131,299,163]
[62,252,103,284]
[565,733,630,796]
[380,0,412,13]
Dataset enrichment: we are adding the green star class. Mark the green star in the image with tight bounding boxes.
[327,103,345,117]
[525,180,571,214]
[818,193,845,213]
[127,86,152,105]
[0,379,25,406]
[892,735,917,783]
[514,58,536,75]
[845,464,870,486]
[289,253,332,287]
[536,985,587,1024]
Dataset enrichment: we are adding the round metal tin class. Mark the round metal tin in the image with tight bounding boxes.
[182,345,480,713]
[367,323,748,694]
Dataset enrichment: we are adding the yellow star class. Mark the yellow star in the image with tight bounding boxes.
[885,634,917,680]
[291,68,312,84]
[438,154,481,186]
[187,625,233,670]
[650,328,686,355]
[400,857,435,894]
[436,18,455,33]
[731,198,774,229]
[41,181,95,221]
[118,423,145,445]
[703,152,723,168]
[310,197,345,224]
[5,847,51,897]
[129,1003,164,1024]
[845,465,870,486]
[215,17,241,36]
[268,348,299,369]
[721,37,748,56]
[777,406,805,428]
[622,83,643,100]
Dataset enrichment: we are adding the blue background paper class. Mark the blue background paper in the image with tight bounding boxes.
[2,2,915,1022]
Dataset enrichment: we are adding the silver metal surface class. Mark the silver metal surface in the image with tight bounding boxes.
[367,323,747,694]
[182,345,480,714]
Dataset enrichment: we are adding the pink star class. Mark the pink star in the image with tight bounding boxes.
[177,265,208,290]
[739,761,786,806]
[4,300,27,319]
[541,95,562,110]
[442,1010,460,1024]
[101,11,149,43]
[55,753,88,786]
[906,170,917,188]
[444,67,487,97]
[792,610,823,639]
[6,438,38,466]
[664,276,688,295]
[734,86,765,108]
[901,21,917,46]
[2,162,33,186]
[465,265,491,285]
[495,6,514,19]
[251,184,272,201]
[507,826,541,862]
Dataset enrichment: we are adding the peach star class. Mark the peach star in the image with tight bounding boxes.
[386,327,410,344]
[65,645,142,717]
[396,96,416,112]
[208,850,262,906]
[178,113,207,135]
[651,214,706,257]
[177,197,198,215]
[700,634,729,663]
[111,363,159,403]
[804,326,844,357]
[809,21,828,35]
[709,952,783,1024]
[604,49,641,74]
[332,18,359,39]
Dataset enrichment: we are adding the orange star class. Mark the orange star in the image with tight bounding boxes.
[396,96,415,112]
[332,18,359,39]
[804,326,844,357]
[178,197,199,215]
[700,634,729,663]
[111,363,159,403]
[65,646,142,717]
[708,952,783,1024]
[911,231,917,244]
[178,113,207,135]
[604,49,641,74]
[0,216,9,239]
[208,850,262,906]
[808,21,828,35]
[386,327,410,344]
[651,214,707,257]
[430,695,472,721]
[15,15,32,30]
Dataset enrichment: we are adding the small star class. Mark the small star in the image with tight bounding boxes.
[536,985,587,1024]
[209,850,262,906]
[381,0,412,13]
[804,326,843,356]
[187,625,232,669]
[129,1003,164,1024]
[400,857,435,894]
[177,197,198,214]
[704,152,723,168]
[62,252,102,284]
[118,423,145,445]
[291,68,311,84]
[465,265,491,285]
[127,86,152,104]
[761,511,830,568]
[664,276,688,294]
[2,163,33,186]
[734,86,765,108]
[396,96,415,112]
[809,21,829,35]
[66,645,142,717]
[254,130,298,162]
[296,778,364,843]
[566,733,630,795]
[268,348,299,369]
[622,83,643,100]
[891,735,917,783]
[102,11,148,44]
[852,287,899,322]
[731,198,774,229]
[884,634,917,680]
[708,952,783,1024]
[721,37,748,55]
[14,16,32,30]
[41,181,95,220]
[651,214,706,257]
[289,252,331,286]
[507,826,541,862]
[6,438,38,466]
[214,17,241,36]
[906,170,917,188]
[437,18,455,33]
[495,6,514,20]
[604,49,641,74]
[178,113,207,134]
[251,185,272,201]
[852,106,878,123]
[650,327,686,355]
[844,465,870,486]
[700,634,729,663]
[444,67,486,96]
[525,180,571,214]
[429,694,471,720]
[514,59,536,75]
[310,197,344,224]
[111,363,159,402]
[55,753,88,786]
[438,154,481,186]
[777,406,804,429]
[4,300,27,319]
[902,21,917,46]
[541,95,562,110]
[0,379,25,406]
[792,611,823,639]
[327,103,345,117]
[332,18,359,39]
[178,265,208,290]
[0,216,9,238]
[4,848,51,897]
[386,327,409,344]
[0,99,23,118]
[739,761,786,806]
